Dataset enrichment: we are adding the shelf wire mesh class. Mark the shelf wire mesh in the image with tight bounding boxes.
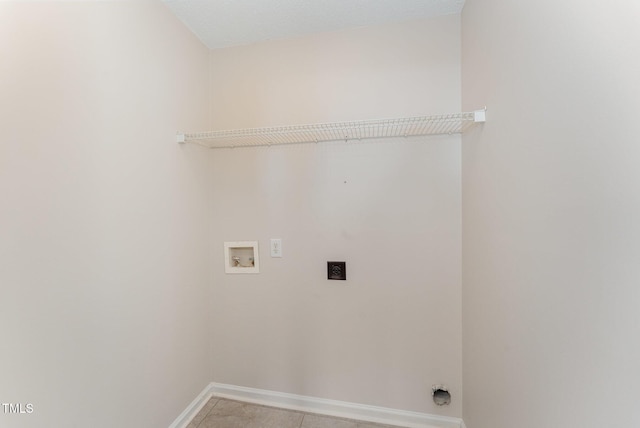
[181,112,479,149]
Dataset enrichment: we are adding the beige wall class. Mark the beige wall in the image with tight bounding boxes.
[209,15,462,128]
[208,15,463,417]
[12,2,634,425]
[462,1,640,427]
[0,2,211,427]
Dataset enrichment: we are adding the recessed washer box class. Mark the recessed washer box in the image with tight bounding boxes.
[224,241,260,274]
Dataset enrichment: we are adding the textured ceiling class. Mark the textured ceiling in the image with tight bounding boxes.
[162,0,465,50]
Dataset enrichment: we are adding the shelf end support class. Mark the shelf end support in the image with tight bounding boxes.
[473,108,486,123]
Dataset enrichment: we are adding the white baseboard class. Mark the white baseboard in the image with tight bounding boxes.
[207,382,463,428]
[168,385,214,428]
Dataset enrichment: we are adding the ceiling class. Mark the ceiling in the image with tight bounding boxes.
[162,0,465,50]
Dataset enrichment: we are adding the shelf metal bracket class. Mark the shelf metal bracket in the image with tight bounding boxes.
[473,107,487,123]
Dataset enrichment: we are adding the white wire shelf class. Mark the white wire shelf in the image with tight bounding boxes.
[177,109,486,149]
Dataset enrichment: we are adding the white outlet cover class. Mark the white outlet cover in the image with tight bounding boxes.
[270,239,282,258]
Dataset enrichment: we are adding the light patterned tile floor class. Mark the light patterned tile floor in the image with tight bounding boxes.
[187,398,402,428]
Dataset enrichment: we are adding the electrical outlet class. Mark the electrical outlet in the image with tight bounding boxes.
[327,261,346,280]
[270,239,282,257]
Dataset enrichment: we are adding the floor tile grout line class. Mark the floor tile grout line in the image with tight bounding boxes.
[194,397,219,428]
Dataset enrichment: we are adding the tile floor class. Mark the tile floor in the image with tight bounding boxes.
[186,397,403,428]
